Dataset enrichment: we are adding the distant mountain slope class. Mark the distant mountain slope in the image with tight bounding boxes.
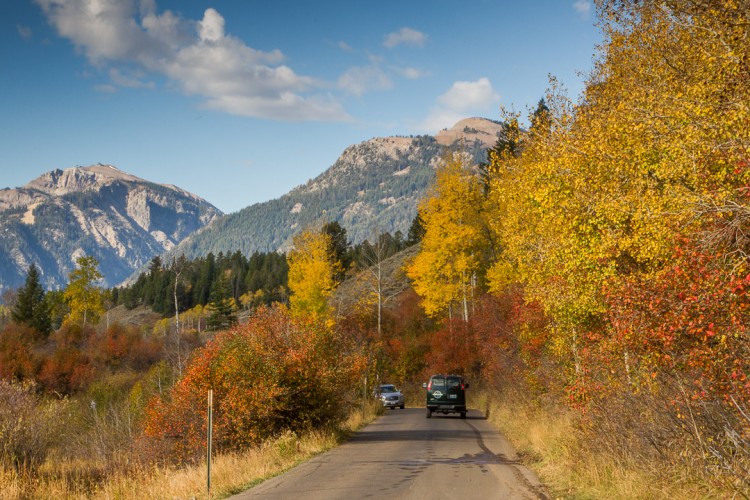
[0,164,221,290]
[175,117,501,258]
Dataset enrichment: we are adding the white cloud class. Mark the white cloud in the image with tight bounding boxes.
[419,78,500,133]
[337,65,393,96]
[34,0,349,121]
[383,27,427,49]
[338,40,353,52]
[198,8,224,42]
[437,78,499,112]
[94,84,117,93]
[573,0,592,18]
[108,68,154,89]
[395,67,427,80]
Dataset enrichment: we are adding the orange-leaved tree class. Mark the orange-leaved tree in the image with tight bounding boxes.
[143,305,362,462]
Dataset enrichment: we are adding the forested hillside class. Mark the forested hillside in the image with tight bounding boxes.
[171,118,499,260]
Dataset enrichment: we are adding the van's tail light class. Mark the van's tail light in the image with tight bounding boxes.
[427,381,432,390]
[461,383,465,390]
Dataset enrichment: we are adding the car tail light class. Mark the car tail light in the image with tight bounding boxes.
[427,381,432,390]
[461,383,465,390]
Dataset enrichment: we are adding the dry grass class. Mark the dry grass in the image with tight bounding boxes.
[0,402,381,500]
[472,390,721,500]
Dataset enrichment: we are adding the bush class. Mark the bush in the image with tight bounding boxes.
[143,305,363,462]
[0,379,71,473]
[0,323,40,381]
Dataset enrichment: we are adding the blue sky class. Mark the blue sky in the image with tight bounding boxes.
[2,0,601,214]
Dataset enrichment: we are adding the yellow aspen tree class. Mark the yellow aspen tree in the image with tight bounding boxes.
[287,228,341,323]
[406,151,485,321]
[63,255,105,330]
[485,0,750,373]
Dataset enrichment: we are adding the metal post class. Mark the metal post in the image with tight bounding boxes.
[362,374,367,418]
[207,389,213,498]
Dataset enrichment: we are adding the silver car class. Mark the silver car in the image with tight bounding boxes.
[377,384,405,410]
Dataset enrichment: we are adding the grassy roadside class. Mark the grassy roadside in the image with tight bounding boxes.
[471,390,721,500]
[0,401,383,500]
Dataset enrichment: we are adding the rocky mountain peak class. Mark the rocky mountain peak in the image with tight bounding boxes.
[435,117,503,148]
[25,164,148,196]
[0,164,221,290]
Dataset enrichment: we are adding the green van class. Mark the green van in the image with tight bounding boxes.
[423,374,469,418]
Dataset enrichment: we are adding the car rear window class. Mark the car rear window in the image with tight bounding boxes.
[447,377,461,388]
[430,376,446,388]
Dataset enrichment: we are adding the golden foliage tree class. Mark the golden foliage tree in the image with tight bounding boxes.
[63,255,105,330]
[406,152,488,321]
[484,0,750,369]
[287,228,340,323]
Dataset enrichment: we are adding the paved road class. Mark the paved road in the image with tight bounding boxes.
[232,408,549,499]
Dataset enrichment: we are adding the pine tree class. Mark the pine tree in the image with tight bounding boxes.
[406,212,426,245]
[11,264,51,336]
[207,273,237,331]
[322,221,351,282]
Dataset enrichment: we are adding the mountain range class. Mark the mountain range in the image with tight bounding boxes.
[0,118,502,291]
[0,165,221,290]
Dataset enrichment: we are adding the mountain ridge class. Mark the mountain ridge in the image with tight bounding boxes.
[0,164,222,291]
[169,117,501,260]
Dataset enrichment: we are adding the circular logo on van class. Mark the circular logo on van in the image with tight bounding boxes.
[432,390,443,398]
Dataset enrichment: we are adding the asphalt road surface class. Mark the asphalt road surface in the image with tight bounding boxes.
[232,408,549,499]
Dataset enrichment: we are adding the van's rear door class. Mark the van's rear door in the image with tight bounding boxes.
[427,375,446,405]
[445,376,465,406]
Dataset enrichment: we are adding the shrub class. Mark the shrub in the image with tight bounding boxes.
[143,305,363,462]
[0,323,40,381]
[0,379,71,473]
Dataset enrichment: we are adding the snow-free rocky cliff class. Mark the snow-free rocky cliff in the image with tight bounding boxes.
[0,164,221,290]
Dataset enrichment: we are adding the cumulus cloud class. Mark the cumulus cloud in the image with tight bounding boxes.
[383,27,427,49]
[198,8,224,42]
[437,78,499,112]
[573,0,592,18]
[419,78,500,133]
[34,0,349,121]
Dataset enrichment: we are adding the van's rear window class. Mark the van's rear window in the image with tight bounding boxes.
[430,376,446,388]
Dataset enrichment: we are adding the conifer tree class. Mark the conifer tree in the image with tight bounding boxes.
[322,221,351,282]
[207,273,237,331]
[11,264,51,336]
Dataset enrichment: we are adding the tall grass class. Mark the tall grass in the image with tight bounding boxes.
[0,401,382,500]
[472,389,723,499]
